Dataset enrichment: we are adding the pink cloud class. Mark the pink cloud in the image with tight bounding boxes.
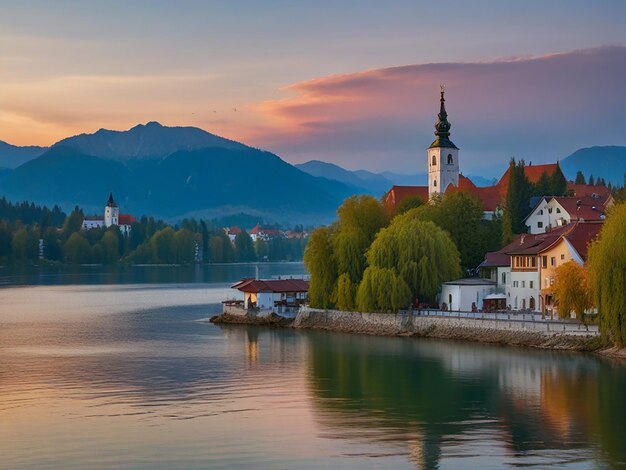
[247,46,626,174]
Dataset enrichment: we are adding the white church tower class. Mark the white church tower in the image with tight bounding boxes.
[104,192,119,227]
[427,86,459,198]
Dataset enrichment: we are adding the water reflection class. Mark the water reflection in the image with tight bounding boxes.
[306,333,626,469]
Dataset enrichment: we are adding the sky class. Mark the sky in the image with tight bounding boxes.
[1,0,625,176]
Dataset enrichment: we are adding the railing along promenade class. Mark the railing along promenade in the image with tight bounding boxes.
[398,309,599,336]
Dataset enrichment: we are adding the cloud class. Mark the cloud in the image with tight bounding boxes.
[247,46,626,174]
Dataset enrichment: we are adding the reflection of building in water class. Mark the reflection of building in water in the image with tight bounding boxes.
[407,430,441,470]
[246,329,259,364]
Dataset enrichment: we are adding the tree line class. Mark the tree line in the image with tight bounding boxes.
[0,200,307,265]
[304,192,502,312]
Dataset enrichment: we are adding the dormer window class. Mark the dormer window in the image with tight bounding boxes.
[447,154,453,164]
[432,155,437,166]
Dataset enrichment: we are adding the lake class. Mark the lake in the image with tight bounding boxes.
[0,264,624,469]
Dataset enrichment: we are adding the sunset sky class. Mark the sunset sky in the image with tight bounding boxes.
[1,0,625,175]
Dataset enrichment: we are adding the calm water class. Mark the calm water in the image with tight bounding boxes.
[1,265,625,469]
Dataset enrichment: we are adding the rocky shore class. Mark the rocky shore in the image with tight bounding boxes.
[209,308,624,357]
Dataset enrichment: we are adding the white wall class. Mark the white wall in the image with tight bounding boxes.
[508,271,540,311]
[428,147,459,198]
[440,284,496,311]
[526,199,570,234]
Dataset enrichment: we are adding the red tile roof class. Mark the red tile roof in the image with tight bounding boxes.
[445,175,503,211]
[559,221,603,261]
[118,214,136,225]
[552,196,608,221]
[479,251,511,268]
[566,183,612,200]
[231,278,309,293]
[383,185,429,212]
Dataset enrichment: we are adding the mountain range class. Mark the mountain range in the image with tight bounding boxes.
[0,123,624,224]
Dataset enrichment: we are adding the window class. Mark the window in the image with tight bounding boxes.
[560,254,565,260]
[530,281,534,289]
[529,297,535,310]
[542,256,547,268]
[522,281,525,288]
[537,221,543,228]
[447,154,453,164]
[551,257,556,266]
[432,155,437,166]
[522,298,526,309]
[501,272,506,284]
[544,278,548,287]
[448,294,452,306]
[433,179,437,187]
[556,208,561,214]
[539,210,543,215]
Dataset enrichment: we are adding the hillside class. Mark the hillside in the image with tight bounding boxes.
[295,160,391,195]
[0,140,48,169]
[560,146,626,186]
[1,143,354,225]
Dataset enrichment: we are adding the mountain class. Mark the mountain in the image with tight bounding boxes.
[1,134,355,225]
[295,160,391,194]
[51,121,247,161]
[560,146,626,186]
[0,140,48,169]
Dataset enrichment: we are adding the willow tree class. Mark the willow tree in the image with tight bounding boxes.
[332,195,389,283]
[334,272,356,311]
[552,261,593,322]
[366,218,461,304]
[588,203,626,346]
[304,227,337,309]
[356,266,412,312]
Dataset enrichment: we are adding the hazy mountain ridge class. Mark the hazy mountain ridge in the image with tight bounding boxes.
[51,121,247,161]
[560,146,626,186]
[0,140,48,169]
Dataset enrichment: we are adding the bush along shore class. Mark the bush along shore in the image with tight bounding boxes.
[209,308,626,357]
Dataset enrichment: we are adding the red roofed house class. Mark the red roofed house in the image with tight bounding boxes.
[524,193,612,234]
[81,192,136,235]
[383,89,564,219]
[225,278,309,317]
[249,224,283,242]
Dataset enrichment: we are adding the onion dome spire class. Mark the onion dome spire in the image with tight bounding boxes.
[429,85,458,149]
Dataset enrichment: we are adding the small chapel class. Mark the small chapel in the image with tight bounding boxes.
[383,87,562,219]
[81,192,136,235]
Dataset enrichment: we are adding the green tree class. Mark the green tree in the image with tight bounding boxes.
[334,273,356,311]
[332,195,389,283]
[588,202,626,346]
[0,222,13,258]
[101,230,120,264]
[304,227,337,309]
[208,231,234,263]
[575,171,586,185]
[62,207,84,236]
[12,228,38,262]
[396,195,425,216]
[174,228,197,264]
[588,174,595,186]
[150,227,176,263]
[64,232,91,264]
[549,162,568,195]
[356,266,412,312]
[366,218,461,303]
[43,227,63,261]
[502,159,532,242]
[255,238,269,261]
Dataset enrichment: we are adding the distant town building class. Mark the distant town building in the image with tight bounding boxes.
[81,192,136,235]
[249,224,282,242]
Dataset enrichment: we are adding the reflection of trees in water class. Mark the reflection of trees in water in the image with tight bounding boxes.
[306,332,626,469]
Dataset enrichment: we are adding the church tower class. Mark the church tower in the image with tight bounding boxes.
[104,192,119,227]
[427,87,459,198]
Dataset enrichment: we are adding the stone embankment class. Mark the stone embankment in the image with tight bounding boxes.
[210,307,623,355]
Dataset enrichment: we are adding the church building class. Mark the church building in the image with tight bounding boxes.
[384,88,563,219]
[82,192,136,235]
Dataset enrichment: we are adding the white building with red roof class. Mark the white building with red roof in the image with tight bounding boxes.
[524,193,612,234]
[224,278,309,316]
[81,192,136,235]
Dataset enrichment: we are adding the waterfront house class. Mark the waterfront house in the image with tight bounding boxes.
[224,278,309,316]
[440,278,498,311]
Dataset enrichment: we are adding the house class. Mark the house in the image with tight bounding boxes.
[225,226,242,243]
[537,221,603,317]
[440,278,497,311]
[383,88,565,219]
[225,278,309,316]
[249,224,283,242]
[81,192,136,235]
[479,221,603,312]
[524,194,612,234]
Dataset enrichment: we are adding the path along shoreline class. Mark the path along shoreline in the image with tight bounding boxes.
[209,307,626,358]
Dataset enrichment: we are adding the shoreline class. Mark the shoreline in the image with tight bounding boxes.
[209,309,626,358]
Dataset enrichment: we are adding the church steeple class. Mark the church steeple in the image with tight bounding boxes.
[429,86,457,149]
